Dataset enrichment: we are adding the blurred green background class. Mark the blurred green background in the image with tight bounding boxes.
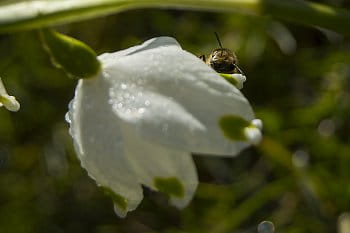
[1,1,350,232]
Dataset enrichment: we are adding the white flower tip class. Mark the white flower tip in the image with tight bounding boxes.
[251,119,263,130]
[231,74,246,89]
[245,119,263,145]
[244,125,262,145]
[219,116,263,146]
[113,204,128,218]
[0,94,20,112]
[170,197,189,209]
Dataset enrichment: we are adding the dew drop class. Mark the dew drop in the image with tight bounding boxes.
[65,112,71,123]
[258,221,275,233]
[138,108,145,114]
[121,84,127,90]
[117,103,123,109]
[145,100,150,106]
[103,71,111,79]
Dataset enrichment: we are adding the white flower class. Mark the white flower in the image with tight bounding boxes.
[219,73,246,89]
[66,37,262,217]
[0,78,20,112]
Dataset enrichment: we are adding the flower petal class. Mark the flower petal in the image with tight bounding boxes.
[68,75,143,217]
[101,37,259,156]
[0,78,20,112]
[121,124,198,208]
[219,73,246,89]
[0,94,20,112]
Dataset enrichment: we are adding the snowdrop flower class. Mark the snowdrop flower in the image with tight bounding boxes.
[0,78,20,112]
[67,37,262,217]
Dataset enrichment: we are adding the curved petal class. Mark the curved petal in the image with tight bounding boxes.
[121,124,198,208]
[0,78,20,112]
[101,37,259,156]
[0,94,20,112]
[219,73,246,89]
[68,75,143,217]
[98,37,180,66]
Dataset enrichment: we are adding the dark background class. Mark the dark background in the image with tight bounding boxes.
[0,1,350,232]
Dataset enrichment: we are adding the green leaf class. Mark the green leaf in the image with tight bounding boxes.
[1,1,350,36]
[40,29,100,79]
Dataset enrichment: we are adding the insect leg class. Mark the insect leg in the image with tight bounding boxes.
[199,55,206,62]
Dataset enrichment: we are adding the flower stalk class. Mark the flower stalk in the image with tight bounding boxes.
[0,0,350,36]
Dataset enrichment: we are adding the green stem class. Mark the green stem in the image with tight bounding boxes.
[262,0,350,36]
[210,177,294,233]
[0,0,350,36]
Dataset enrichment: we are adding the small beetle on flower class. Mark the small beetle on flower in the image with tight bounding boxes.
[200,33,246,89]
[67,37,262,217]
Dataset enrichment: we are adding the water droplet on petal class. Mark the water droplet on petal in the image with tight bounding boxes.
[138,108,145,114]
[103,71,110,79]
[65,112,71,123]
[121,84,127,90]
[145,100,150,106]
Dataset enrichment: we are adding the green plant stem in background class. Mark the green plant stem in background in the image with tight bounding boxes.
[211,177,294,233]
[0,0,350,36]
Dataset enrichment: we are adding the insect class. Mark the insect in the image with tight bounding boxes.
[200,33,244,75]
